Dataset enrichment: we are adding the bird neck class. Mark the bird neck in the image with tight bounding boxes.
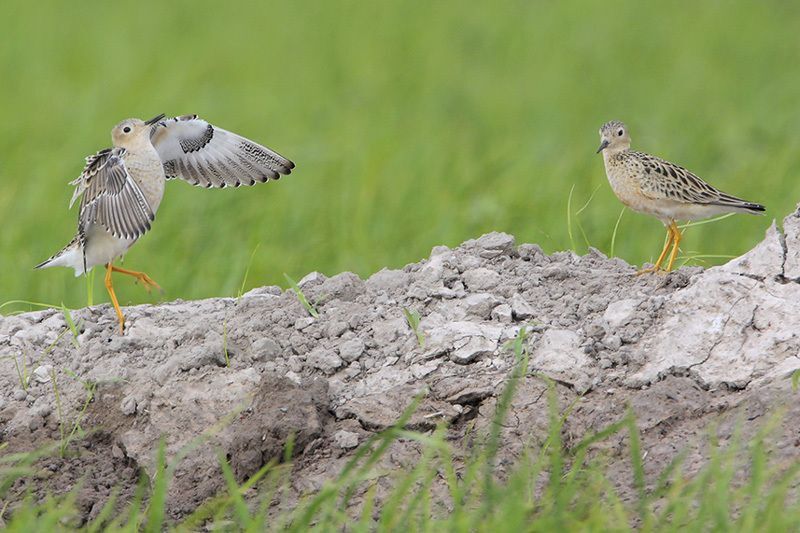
[117,136,157,155]
[603,146,629,164]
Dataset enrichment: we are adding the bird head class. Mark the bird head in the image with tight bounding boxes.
[111,114,166,148]
[597,120,631,154]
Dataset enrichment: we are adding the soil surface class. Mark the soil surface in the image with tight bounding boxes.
[3,207,800,524]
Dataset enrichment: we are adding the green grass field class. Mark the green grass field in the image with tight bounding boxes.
[2,0,799,310]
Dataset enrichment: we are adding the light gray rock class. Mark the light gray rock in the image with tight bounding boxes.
[326,321,349,338]
[542,264,570,280]
[178,345,226,371]
[242,285,282,298]
[307,348,343,374]
[295,317,316,331]
[42,313,66,331]
[475,232,516,258]
[343,362,362,379]
[491,304,513,323]
[417,253,457,288]
[463,293,502,319]
[531,329,593,385]
[333,429,360,449]
[371,318,408,345]
[603,299,638,329]
[629,271,800,389]
[780,211,800,280]
[424,321,503,365]
[32,365,53,383]
[509,293,536,320]
[288,356,304,373]
[451,335,497,364]
[298,271,326,287]
[251,338,282,362]
[320,272,366,302]
[14,325,47,345]
[603,334,623,351]
[462,268,501,291]
[367,268,410,293]
[339,338,365,362]
[28,415,43,431]
[30,400,51,418]
[719,221,784,279]
[120,395,137,416]
[410,361,440,379]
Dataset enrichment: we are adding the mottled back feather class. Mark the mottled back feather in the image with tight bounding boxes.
[627,151,764,212]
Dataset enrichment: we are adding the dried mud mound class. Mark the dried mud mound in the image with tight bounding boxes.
[3,207,800,522]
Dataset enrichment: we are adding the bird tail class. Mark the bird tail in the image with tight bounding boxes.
[708,193,765,215]
[35,236,86,276]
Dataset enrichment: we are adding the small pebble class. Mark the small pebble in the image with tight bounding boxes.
[333,430,359,449]
[33,365,53,383]
[120,396,137,416]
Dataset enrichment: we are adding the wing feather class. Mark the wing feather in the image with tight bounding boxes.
[632,151,765,213]
[70,148,155,240]
[150,114,294,188]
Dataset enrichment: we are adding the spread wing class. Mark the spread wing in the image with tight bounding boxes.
[69,148,155,240]
[633,151,763,210]
[149,114,295,188]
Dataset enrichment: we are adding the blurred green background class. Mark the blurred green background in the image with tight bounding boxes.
[1,0,799,310]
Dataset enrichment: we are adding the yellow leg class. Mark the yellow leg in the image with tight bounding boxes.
[105,263,125,334]
[665,221,683,272]
[110,265,162,293]
[637,224,675,275]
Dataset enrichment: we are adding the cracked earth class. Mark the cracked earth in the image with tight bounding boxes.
[3,207,800,522]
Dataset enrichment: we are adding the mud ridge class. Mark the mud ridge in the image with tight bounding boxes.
[3,206,800,522]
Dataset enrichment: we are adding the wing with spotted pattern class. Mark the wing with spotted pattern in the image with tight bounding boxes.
[633,152,764,213]
[149,115,295,188]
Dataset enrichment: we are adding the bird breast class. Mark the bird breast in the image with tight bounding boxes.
[127,150,166,214]
[603,153,648,211]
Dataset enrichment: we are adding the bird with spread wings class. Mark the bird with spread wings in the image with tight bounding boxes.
[37,113,294,333]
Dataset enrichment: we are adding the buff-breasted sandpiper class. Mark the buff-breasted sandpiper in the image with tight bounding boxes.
[597,120,764,273]
[36,114,294,332]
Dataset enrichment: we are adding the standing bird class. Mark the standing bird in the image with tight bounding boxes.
[597,121,764,273]
[36,114,294,332]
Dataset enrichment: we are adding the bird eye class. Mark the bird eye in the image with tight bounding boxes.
[617,129,623,136]
[123,126,131,133]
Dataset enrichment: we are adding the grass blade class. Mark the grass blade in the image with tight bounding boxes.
[283,273,319,318]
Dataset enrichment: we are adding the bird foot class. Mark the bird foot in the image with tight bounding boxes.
[134,273,163,294]
[635,265,668,276]
[111,265,163,294]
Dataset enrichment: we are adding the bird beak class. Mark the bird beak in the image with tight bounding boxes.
[144,113,166,126]
[596,139,609,153]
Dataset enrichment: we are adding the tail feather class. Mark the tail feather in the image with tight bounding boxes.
[708,194,765,215]
[35,236,86,275]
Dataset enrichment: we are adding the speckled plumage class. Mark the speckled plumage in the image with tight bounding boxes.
[597,121,764,272]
